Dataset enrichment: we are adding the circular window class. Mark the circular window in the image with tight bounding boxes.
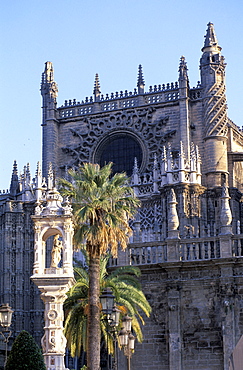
[94,133,143,176]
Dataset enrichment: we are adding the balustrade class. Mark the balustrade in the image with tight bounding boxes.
[113,235,243,267]
[57,80,182,118]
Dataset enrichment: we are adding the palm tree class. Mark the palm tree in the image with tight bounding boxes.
[59,162,139,370]
[64,252,151,361]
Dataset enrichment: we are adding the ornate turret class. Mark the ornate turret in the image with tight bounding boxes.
[137,64,145,94]
[201,22,222,70]
[200,23,228,187]
[41,62,59,178]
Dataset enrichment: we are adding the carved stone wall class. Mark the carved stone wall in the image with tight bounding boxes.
[125,260,243,370]
[0,201,43,346]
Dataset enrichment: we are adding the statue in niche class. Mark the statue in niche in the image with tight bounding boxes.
[50,235,62,268]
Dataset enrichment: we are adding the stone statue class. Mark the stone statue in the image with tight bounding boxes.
[50,235,62,268]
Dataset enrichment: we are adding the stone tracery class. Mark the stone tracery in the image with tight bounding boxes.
[61,107,176,171]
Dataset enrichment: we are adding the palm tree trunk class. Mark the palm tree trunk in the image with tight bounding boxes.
[87,253,101,370]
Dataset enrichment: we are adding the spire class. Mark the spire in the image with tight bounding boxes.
[137,65,145,94]
[200,22,224,71]
[10,160,19,195]
[93,73,101,102]
[202,22,221,53]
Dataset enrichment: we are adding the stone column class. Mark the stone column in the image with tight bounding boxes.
[38,283,72,370]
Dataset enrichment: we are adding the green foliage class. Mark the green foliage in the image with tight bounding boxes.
[64,252,152,358]
[59,162,140,258]
[5,330,46,370]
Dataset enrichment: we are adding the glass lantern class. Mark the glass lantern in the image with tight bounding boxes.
[0,304,13,328]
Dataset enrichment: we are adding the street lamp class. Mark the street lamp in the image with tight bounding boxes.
[100,288,115,316]
[118,315,135,370]
[0,303,14,368]
[100,289,120,370]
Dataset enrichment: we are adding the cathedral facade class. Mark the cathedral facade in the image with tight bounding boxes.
[1,22,243,369]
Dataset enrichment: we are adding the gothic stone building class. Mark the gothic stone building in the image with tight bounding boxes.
[1,22,243,369]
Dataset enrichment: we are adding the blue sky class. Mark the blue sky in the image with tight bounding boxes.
[1,0,243,190]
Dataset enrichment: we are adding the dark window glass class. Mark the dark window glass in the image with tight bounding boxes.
[99,135,142,176]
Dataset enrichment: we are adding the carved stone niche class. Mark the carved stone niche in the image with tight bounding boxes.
[32,219,74,277]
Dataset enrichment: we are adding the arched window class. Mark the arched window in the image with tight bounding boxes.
[95,133,143,176]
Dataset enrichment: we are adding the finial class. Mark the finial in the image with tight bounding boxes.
[153,153,158,170]
[153,153,159,193]
[12,160,18,175]
[36,162,42,177]
[133,157,139,175]
[26,163,31,181]
[10,161,19,195]
[137,65,145,94]
[179,141,185,157]
[41,61,58,102]
[170,188,177,204]
[167,188,179,236]
[131,158,139,188]
[161,146,167,161]
[93,73,101,102]
[221,183,230,199]
[47,162,54,189]
[178,56,188,81]
[220,184,232,235]
[43,61,54,83]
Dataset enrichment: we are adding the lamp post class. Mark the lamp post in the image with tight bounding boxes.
[118,315,135,370]
[100,289,120,370]
[0,303,13,368]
